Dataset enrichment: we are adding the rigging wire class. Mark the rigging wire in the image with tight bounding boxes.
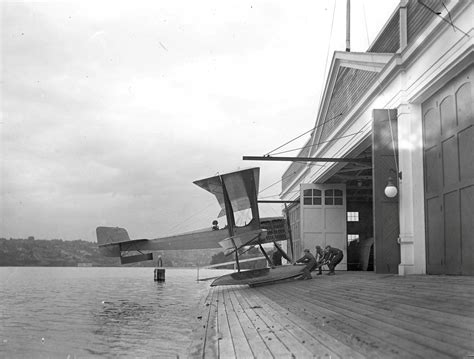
[270,130,364,156]
[361,2,371,48]
[387,110,400,178]
[265,113,343,156]
[264,1,338,158]
[162,201,217,236]
[418,0,471,38]
[264,127,315,156]
[311,0,338,156]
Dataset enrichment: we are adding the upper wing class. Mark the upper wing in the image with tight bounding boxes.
[194,167,261,230]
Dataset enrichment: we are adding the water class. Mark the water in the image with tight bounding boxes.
[0,267,225,358]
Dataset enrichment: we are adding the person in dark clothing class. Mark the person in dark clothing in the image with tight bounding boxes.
[324,245,344,275]
[271,247,282,266]
[295,249,317,280]
[212,220,219,230]
[313,245,327,275]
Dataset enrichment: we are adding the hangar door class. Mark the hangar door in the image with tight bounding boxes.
[299,183,347,270]
[422,65,474,275]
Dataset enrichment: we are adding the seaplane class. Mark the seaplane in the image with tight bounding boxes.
[96,167,306,286]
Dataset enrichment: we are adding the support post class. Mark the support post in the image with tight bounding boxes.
[154,254,165,282]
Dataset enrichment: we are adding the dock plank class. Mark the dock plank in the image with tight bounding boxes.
[216,287,236,358]
[226,287,273,359]
[231,288,292,357]
[235,287,326,358]
[222,287,255,358]
[191,272,474,358]
[238,286,360,359]
[290,285,469,357]
[322,283,474,341]
[260,283,418,358]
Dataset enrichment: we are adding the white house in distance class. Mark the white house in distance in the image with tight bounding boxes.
[279,0,473,275]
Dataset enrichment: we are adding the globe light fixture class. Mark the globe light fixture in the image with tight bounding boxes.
[384,176,398,198]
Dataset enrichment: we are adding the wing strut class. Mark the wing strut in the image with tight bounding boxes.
[258,242,273,267]
[220,174,240,272]
[224,233,261,257]
[273,241,292,263]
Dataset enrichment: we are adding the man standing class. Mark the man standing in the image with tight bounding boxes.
[295,249,317,280]
[325,245,344,275]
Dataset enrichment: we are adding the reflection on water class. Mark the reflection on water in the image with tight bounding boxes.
[0,267,225,358]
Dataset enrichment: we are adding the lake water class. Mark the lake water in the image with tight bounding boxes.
[0,267,226,358]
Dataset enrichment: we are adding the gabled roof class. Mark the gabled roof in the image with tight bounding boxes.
[282,51,393,191]
[281,0,460,196]
[309,51,393,157]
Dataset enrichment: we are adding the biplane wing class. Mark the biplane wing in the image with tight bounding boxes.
[193,168,268,254]
[96,226,236,264]
[193,167,262,233]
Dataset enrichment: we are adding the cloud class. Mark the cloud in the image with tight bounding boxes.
[1,0,399,241]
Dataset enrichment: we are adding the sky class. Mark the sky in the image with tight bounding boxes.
[1,0,399,242]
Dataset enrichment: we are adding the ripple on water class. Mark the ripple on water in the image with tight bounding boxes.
[0,267,225,357]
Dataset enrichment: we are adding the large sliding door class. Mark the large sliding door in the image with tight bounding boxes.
[422,66,474,275]
[299,183,347,270]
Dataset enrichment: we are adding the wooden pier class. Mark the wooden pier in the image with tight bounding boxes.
[188,272,474,358]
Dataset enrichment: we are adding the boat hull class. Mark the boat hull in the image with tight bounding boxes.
[210,264,306,287]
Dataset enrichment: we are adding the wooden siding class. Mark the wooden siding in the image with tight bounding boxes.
[319,68,378,145]
[189,272,474,358]
[368,9,400,53]
[407,0,447,44]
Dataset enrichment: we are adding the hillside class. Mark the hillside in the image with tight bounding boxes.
[0,237,221,267]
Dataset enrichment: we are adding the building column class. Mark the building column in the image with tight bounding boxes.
[397,103,426,275]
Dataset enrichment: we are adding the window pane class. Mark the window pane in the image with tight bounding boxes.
[335,198,343,205]
[303,189,312,196]
[325,198,333,205]
[347,212,359,221]
[325,189,333,196]
[304,198,312,205]
[314,189,322,196]
[335,189,343,196]
[313,198,321,205]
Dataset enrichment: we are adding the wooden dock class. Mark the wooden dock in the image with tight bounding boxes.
[188,272,474,358]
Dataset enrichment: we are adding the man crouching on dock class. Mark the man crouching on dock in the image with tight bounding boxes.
[324,245,344,275]
[294,249,317,280]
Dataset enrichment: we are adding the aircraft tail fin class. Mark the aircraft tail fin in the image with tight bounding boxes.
[96,226,131,257]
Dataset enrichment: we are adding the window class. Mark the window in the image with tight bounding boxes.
[325,189,343,205]
[303,189,322,205]
[347,212,359,222]
[348,234,360,243]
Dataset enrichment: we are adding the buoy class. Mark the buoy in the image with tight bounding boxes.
[154,268,165,282]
